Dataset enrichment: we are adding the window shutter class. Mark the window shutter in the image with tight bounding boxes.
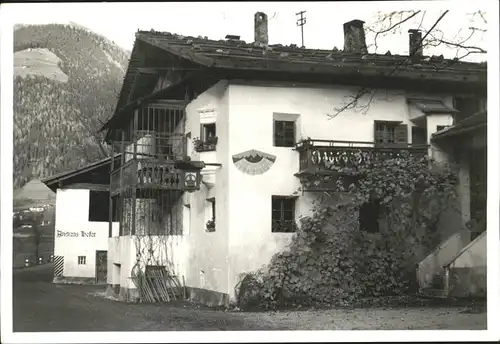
[200,124,204,141]
[394,124,408,147]
[292,120,297,146]
[374,121,384,146]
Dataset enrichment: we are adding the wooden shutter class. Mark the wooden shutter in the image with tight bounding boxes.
[373,121,384,147]
[200,124,205,141]
[394,124,408,147]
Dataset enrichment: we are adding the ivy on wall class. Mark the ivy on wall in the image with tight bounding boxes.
[236,150,460,309]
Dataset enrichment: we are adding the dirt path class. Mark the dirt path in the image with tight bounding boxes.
[13,264,486,332]
[13,264,278,331]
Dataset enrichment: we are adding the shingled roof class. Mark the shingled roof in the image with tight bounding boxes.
[108,27,487,133]
[432,111,487,140]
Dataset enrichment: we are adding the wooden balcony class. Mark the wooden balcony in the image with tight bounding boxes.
[110,158,204,196]
[295,139,428,176]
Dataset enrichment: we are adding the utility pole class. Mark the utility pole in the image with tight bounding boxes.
[296,11,307,48]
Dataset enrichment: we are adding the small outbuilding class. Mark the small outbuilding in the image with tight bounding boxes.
[42,155,121,284]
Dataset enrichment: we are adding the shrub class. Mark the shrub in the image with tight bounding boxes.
[237,152,458,309]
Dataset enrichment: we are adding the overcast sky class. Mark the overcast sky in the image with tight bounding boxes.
[6,1,493,62]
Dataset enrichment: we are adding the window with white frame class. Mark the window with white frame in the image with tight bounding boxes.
[205,197,216,232]
[273,113,300,148]
[271,196,297,233]
[196,109,218,152]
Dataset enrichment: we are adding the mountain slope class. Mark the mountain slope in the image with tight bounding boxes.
[13,24,130,188]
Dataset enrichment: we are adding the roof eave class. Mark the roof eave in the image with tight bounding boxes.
[41,154,121,187]
[136,33,215,67]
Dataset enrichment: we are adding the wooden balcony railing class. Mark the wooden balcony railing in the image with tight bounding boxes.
[110,159,200,196]
[295,139,428,175]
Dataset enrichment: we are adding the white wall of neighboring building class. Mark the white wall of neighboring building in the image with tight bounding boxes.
[54,188,118,279]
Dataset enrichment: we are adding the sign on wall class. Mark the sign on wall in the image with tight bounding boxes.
[56,230,97,238]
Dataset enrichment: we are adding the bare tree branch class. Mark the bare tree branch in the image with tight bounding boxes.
[367,10,422,53]
[477,10,487,24]
[328,10,451,119]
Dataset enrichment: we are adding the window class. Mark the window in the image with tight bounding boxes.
[359,200,381,233]
[205,197,215,232]
[183,204,191,235]
[201,123,216,140]
[374,121,408,147]
[89,191,115,222]
[274,120,296,147]
[196,123,217,152]
[78,256,86,265]
[271,196,297,233]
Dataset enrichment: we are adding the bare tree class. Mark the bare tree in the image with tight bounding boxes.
[329,9,487,118]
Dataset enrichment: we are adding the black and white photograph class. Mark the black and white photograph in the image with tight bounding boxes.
[0,1,498,342]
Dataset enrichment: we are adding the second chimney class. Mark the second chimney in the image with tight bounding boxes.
[254,12,268,46]
[343,19,367,54]
[408,29,423,57]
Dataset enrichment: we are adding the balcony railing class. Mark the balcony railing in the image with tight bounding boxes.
[295,139,428,175]
[111,159,190,196]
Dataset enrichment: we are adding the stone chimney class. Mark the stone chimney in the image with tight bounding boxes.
[408,29,423,57]
[343,19,367,54]
[254,12,268,46]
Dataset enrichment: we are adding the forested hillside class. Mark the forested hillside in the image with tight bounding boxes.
[13,24,130,188]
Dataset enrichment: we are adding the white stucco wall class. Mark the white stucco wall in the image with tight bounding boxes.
[108,80,463,302]
[108,81,232,296]
[54,188,118,279]
[107,234,189,290]
[427,114,454,161]
[184,81,231,294]
[449,230,486,268]
[224,82,455,300]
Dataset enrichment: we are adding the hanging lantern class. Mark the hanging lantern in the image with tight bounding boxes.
[183,170,201,192]
[176,161,204,193]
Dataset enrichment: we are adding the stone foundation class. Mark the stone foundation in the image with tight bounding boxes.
[53,276,98,285]
[105,284,140,303]
[104,283,230,307]
[187,287,230,307]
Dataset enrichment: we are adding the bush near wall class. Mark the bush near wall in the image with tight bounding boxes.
[236,152,459,310]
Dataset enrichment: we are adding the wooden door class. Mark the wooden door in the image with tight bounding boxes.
[95,250,107,284]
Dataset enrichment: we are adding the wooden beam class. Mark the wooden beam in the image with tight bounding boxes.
[109,154,115,238]
[61,183,110,192]
[138,67,170,74]
[127,71,142,103]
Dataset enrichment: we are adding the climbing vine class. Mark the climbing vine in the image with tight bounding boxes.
[236,150,459,309]
[127,197,186,303]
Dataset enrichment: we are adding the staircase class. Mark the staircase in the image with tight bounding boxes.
[417,230,487,299]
